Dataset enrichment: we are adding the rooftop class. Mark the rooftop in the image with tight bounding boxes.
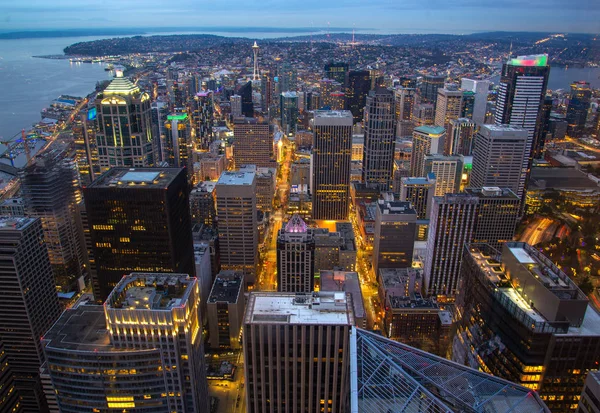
[106,273,195,311]
[530,167,600,190]
[320,271,365,321]
[464,187,519,199]
[246,292,354,325]
[0,216,36,231]
[508,54,548,67]
[89,168,182,189]
[208,272,244,304]
[414,125,446,136]
[103,76,140,96]
[481,124,529,135]
[191,181,217,194]
[217,171,255,186]
[377,200,417,215]
[388,293,438,310]
[314,110,353,119]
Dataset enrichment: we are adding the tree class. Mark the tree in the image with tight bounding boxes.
[578,276,594,296]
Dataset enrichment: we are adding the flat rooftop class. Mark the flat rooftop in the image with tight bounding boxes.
[414,125,445,135]
[320,271,365,321]
[89,167,182,189]
[106,273,195,311]
[377,200,417,215]
[314,110,353,119]
[0,216,36,231]
[208,272,244,304]
[481,124,528,134]
[217,171,255,186]
[388,293,438,310]
[246,292,354,325]
[464,187,519,199]
[43,305,113,352]
[530,167,600,190]
[191,181,217,194]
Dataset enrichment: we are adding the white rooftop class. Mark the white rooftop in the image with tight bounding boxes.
[248,292,353,325]
[508,246,536,264]
[121,171,160,183]
[217,171,255,186]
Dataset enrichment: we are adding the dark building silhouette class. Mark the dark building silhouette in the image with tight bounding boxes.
[566,81,591,138]
[238,81,254,117]
[346,70,371,123]
[324,62,349,87]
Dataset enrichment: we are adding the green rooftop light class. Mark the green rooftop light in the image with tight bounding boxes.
[508,54,548,67]
[167,113,188,121]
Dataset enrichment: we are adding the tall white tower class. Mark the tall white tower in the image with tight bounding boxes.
[252,41,259,80]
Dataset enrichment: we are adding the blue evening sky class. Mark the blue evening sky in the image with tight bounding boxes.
[1,0,598,34]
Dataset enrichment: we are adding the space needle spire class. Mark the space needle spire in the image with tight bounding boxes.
[252,41,260,81]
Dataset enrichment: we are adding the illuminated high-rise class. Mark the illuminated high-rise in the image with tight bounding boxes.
[423,154,463,197]
[434,88,463,135]
[494,54,550,176]
[362,88,396,190]
[94,72,154,171]
[190,91,214,150]
[410,126,445,177]
[42,273,208,412]
[312,111,353,220]
[394,87,416,137]
[280,91,299,136]
[276,214,315,293]
[447,117,475,155]
[233,117,273,168]
[373,201,417,274]
[0,217,61,412]
[164,112,194,175]
[460,78,490,125]
[400,174,436,219]
[566,81,591,138]
[84,168,195,301]
[419,74,446,105]
[324,62,349,87]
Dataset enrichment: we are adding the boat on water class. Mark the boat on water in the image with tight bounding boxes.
[105,63,114,71]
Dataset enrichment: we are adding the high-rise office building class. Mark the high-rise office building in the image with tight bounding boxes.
[494,55,550,177]
[346,70,371,123]
[362,88,396,190]
[276,214,315,292]
[42,273,209,412]
[238,81,254,117]
[447,117,475,155]
[424,193,479,298]
[567,81,591,138]
[190,91,214,150]
[233,117,273,168]
[84,168,195,301]
[19,152,85,292]
[412,103,435,127]
[434,88,463,135]
[312,111,353,220]
[461,90,475,119]
[578,371,600,413]
[231,94,242,118]
[94,72,154,170]
[243,292,354,413]
[189,181,216,227]
[456,242,600,412]
[261,71,274,115]
[206,271,245,349]
[424,154,463,196]
[419,74,446,105]
[400,174,436,219]
[320,78,343,109]
[460,78,490,125]
[324,62,349,87]
[470,124,528,198]
[394,87,416,137]
[278,62,298,92]
[280,91,299,136]
[0,217,61,411]
[164,112,194,175]
[465,187,520,251]
[410,125,446,177]
[216,171,258,283]
[373,200,417,274]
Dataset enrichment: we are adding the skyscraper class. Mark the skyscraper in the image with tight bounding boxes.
[0,217,61,411]
[278,62,298,92]
[320,78,343,109]
[424,193,479,298]
[243,292,353,413]
[230,94,242,118]
[324,62,349,87]
[470,124,528,198]
[84,168,195,301]
[276,214,315,292]
[42,273,209,412]
[280,91,299,136]
[312,111,353,220]
[238,81,254,117]
[346,70,371,123]
[216,171,258,283]
[566,81,591,138]
[394,87,416,137]
[434,88,463,135]
[494,54,550,180]
[94,72,154,170]
[190,91,214,150]
[456,242,600,412]
[465,186,520,251]
[419,74,446,105]
[447,117,475,155]
[373,200,417,274]
[19,152,85,292]
[410,125,446,177]
[412,103,435,127]
[362,88,396,190]
[206,271,245,349]
[400,174,436,219]
[460,78,490,125]
[233,117,273,168]
[423,154,463,196]
[164,112,194,174]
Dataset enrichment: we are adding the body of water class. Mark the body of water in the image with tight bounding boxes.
[1,34,599,142]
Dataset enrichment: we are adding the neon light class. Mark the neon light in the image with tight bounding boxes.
[167,113,188,121]
[87,107,97,121]
[508,54,548,67]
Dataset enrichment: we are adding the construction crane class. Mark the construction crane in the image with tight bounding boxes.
[0,129,39,167]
